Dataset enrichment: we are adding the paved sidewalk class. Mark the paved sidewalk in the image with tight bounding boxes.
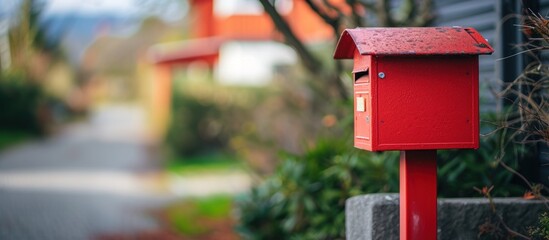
[0,105,173,240]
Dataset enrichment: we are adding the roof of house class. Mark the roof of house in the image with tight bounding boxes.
[334,27,494,59]
[148,37,225,65]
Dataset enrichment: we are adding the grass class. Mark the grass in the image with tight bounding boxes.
[162,153,245,239]
[0,130,33,150]
[166,152,245,175]
[164,195,235,237]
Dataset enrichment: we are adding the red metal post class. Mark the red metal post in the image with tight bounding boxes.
[400,150,437,240]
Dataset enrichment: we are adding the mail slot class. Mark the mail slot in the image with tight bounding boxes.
[334,27,494,151]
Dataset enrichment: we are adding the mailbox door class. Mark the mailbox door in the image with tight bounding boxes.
[355,75,372,150]
[353,54,374,150]
[374,56,479,150]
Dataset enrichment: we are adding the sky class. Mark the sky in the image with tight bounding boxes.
[0,0,188,64]
[0,0,187,22]
[44,0,142,14]
[45,0,188,21]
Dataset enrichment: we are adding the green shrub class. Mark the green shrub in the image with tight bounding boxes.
[236,113,529,239]
[0,72,50,135]
[166,92,224,155]
[438,113,528,197]
[166,82,264,156]
[529,212,549,240]
[236,139,399,240]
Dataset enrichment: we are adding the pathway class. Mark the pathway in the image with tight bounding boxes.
[0,105,172,240]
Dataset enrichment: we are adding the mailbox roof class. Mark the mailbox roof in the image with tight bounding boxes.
[334,27,494,59]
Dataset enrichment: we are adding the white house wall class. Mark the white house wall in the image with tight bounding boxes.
[213,0,292,17]
[215,41,297,86]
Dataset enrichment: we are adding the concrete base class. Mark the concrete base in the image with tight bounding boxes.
[346,193,546,240]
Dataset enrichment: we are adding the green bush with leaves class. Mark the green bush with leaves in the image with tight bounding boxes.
[236,138,399,240]
[166,82,267,156]
[167,92,223,156]
[236,112,529,239]
[529,212,549,240]
[0,72,50,135]
[438,113,531,197]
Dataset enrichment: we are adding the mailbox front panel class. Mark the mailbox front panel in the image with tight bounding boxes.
[373,55,479,151]
[353,54,374,150]
[354,76,372,150]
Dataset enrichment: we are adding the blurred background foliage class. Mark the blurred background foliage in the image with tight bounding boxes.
[0,0,70,150]
[2,0,546,239]
[0,72,52,135]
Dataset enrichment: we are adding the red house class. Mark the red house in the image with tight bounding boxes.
[147,0,344,137]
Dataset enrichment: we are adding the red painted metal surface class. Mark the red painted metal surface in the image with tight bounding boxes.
[353,52,373,150]
[334,27,493,58]
[377,55,479,150]
[400,150,437,240]
[353,54,480,151]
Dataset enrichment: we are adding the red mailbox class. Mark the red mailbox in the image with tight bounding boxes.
[334,27,493,152]
[334,27,494,240]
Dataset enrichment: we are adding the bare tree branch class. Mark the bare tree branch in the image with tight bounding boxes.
[261,0,350,100]
[305,0,351,101]
[304,0,340,32]
[354,0,433,27]
[258,0,321,73]
[356,1,376,12]
[259,0,434,102]
[376,0,394,27]
[321,0,346,22]
[400,0,417,26]
[345,0,365,27]
[414,0,434,26]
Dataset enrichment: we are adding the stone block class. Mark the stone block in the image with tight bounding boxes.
[346,193,546,240]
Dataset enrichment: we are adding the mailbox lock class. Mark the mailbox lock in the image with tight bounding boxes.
[378,72,386,79]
